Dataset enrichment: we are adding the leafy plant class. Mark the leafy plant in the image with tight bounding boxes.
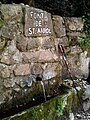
[77,37,90,51]
[56,99,65,117]
[82,12,90,35]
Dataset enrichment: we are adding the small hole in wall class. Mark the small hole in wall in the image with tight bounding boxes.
[36,76,42,81]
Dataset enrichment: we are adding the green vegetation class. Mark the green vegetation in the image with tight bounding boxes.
[0,19,4,28]
[82,13,90,36]
[77,37,90,51]
[55,98,65,117]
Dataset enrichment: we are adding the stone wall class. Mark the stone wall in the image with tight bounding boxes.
[0,4,90,111]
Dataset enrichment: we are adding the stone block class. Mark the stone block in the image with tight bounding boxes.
[1,55,12,65]
[22,50,58,63]
[67,32,86,37]
[16,36,43,51]
[27,37,41,50]
[0,64,11,78]
[1,4,23,22]
[55,37,69,49]
[1,40,22,64]
[70,45,82,54]
[22,51,39,63]
[64,17,84,31]
[41,36,55,49]
[43,63,61,80]
[38,50,58,62]
[16,35,28,52]
[24,7,53,36]
[1,23,18,40]
[53,15,66,37]
[14,64,30,76]
[31,63,43,75]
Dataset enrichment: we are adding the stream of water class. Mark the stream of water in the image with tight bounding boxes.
[40,81,47,102]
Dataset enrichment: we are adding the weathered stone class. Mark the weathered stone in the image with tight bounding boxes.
[62,55,82,78]
[80,51,90,78]
[0,64,11,78]
[31,64,43,75]
[1,55,11,65]
[67,32,86,37]
[0,18,5,29]
[55,37,69,49]
[27,37,41,50]
[53,16,66,37]
[7,40,17,55]
[22,51,39,63]
[0,78,4,104]
[24,7,53,36]
[14,64,30,76]
[0,38,6,51]
[70,45,82,54]
[27,37,54,50]
[43,63,60,80]
[1,40,22,64]
[12,50,22,64]
[22,50,58,63]
[64,17,84,31]
[38,50,58,62]
[41,36,55,49]
[16,35,28,52]
[1,50,22,65]
[1,4,23,22]
[1,23,18,40]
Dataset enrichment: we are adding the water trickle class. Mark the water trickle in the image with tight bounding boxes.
[40,81,47,102]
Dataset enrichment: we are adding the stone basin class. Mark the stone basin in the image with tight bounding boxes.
[1,85,83,120]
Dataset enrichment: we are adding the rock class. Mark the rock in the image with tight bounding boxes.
[70,45,82,54]
[1,4,23,22]
[16,35,28,52]
[55,37,69,49]
[22,51,39,63]
[41,36,54,49]
[0,38,6,51]
[69,112,74,120]
[7,40,17,55]
[53,15,66,37]
[31,64,43,75]
[24,6,53,37]
[43,63,60,80]
[27,37,41,50]
[1,40,22,64]
[67,32,86,37]
[64,17,84,31]
[0,78,4,104]
[12,50,22,64]
[1,22,18,40]
[1,55,11,65]
[14,64,30,76]
[22,50,58,63]
[0,63,11,78]
[17,36,55,51]
[80,51,90,78]
[38,49,58,62]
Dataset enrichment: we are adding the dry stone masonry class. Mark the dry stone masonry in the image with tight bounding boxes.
[0,4,90,111]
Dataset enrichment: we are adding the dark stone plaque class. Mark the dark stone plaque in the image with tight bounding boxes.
[24,7,53,36]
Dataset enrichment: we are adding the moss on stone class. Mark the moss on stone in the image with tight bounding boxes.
[2,87,84,120]
[2,95,67,120]
[0,19,4,28]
